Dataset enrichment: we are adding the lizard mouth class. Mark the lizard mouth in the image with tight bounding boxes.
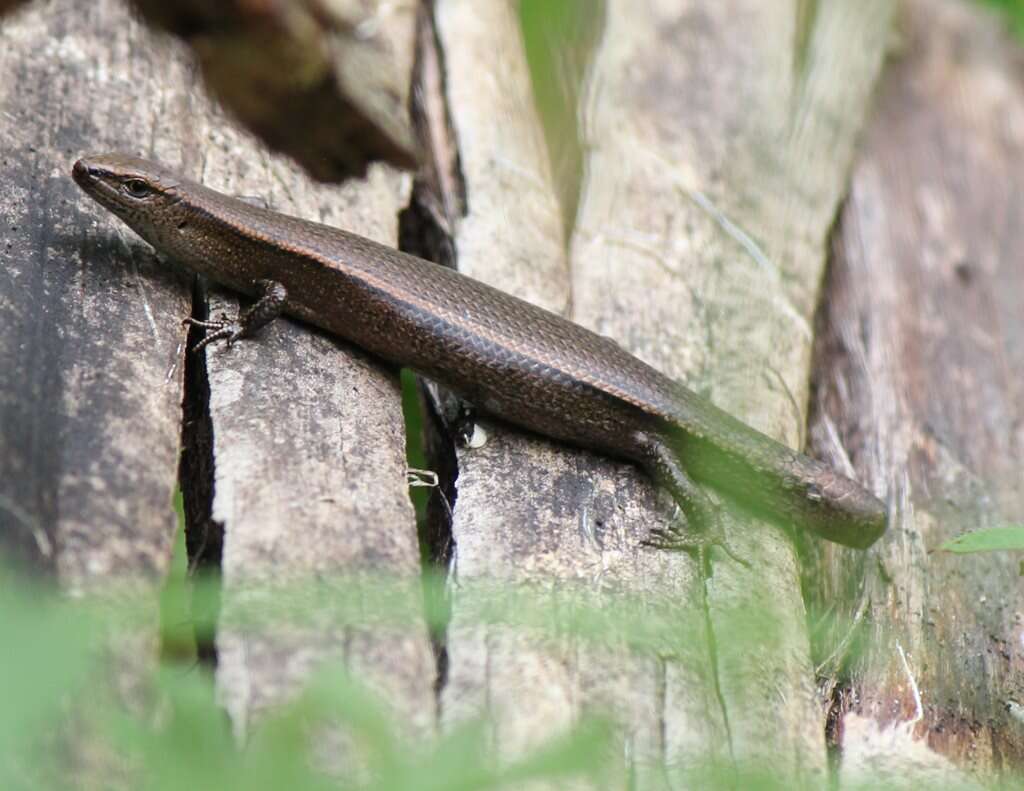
[71,158,106,191]
[72,158,126,214]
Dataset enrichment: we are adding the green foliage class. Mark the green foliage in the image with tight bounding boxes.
[1,565,620,790]
[518,0,602,230]
[1,552,1018,789]
[0,479,976,791]
[938,525,1024,554]
[0,535,805,791]
[94,666,615,791]
[978,0,1024,40]
[0,572,100,789]
[158,493,199,663]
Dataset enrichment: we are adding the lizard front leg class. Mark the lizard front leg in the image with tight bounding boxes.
[184,279,288,353]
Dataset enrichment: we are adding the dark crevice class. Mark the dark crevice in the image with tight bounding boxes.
[177,274,223,668]
[399,0,611,726]
[823,680,854,790]
[399,0,467,720]
[416,380,458,702]
[405,0,467,240]
[804,205,876,654]
[806,199,873,790]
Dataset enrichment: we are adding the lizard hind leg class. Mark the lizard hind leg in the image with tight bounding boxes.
[638,434,750,570]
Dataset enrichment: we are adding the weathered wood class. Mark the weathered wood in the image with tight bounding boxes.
[164,29,435,746]
[572,0,893,778]
[0,0,434,746]
[810,0,1024,782]
[0,8,208,785]
[0,0,190,589]
[428,1,722,776]
[17,0,1024,784]
[129,0,419,181]
[422,0,893,781]
[203,164,436,738]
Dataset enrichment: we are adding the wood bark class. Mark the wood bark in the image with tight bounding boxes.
[421,0,893,782]
[7,0,1024,785]
[128,0,419,181]
[811,0,1024,783]
[0,0,434,744]
[0,0,192,590]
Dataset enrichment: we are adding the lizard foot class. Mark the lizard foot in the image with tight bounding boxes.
[181,279,288,354]
[182,313,245,353]
[644,520,750,570]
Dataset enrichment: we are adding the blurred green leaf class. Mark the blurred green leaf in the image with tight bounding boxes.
[0,572,99,788]
[939,525,1024,554]
[4,552,1015,789]
[978,0,1024,41]
[158,490,198,664]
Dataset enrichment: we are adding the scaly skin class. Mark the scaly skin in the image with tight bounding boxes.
[72,154,887,559]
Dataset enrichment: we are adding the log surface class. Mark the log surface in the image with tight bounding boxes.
[811,0,1024,781]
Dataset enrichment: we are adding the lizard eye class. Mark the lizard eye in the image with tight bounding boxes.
[122,178,152,199]
[806,482,824,503]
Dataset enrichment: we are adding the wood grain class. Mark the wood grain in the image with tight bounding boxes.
[0,0,190,589]
[12,0,1020,783]
[811,0,1024,781]
[202,163,435,739]
[0,0,434,747]
[570,0,893,778]
[427,2,724,776]
[418,0,894,782]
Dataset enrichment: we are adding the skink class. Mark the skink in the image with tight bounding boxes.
[72,154,887,561]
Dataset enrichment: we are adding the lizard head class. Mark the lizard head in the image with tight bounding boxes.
[782,460,888,549]
[72,154,191,250]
